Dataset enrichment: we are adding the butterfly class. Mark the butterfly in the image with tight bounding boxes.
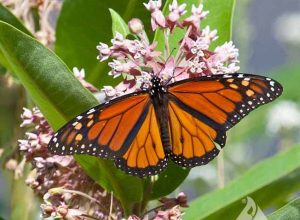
[48,73,282,177]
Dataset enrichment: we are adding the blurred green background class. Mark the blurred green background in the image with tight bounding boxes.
[1,0,300,219]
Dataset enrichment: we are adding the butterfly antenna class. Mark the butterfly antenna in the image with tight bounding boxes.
[155,48,176,75]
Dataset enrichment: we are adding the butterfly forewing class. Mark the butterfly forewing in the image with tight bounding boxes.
[48,93,151,159]
[168,73,283,130]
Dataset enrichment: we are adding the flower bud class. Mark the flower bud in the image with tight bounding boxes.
[58,206,68,217]
[41,204,55,217]
[128,18,144,34]
[5,159,18,171]
[48,187,64,195]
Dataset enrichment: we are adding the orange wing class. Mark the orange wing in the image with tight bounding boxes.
[168,73,283,130]
[115,105,167,177]
[168,100,224,167]
[48,93,152,159]
[167,73,282,166]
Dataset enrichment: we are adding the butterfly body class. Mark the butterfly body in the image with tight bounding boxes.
[148,76,171,154]
[49,73,283,177]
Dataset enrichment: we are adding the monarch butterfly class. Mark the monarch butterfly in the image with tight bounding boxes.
[48,73,282,177]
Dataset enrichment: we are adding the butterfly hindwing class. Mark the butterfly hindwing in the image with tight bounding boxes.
[115,105,167,177]
[168,100,225,167]
[48,93,151,159]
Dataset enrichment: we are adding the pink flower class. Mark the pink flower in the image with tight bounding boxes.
[167,0,187,31]
[108,59,138,77]
[72,67,98,92]
[188,56,206,74]
[97,42,111,61]
[201,26,218,43]
[183,4,209,33]
[154,206,182,220]
[214,41,239,63]
[150,57,185,83]
[144,0,166,30]
[20,107,43,127]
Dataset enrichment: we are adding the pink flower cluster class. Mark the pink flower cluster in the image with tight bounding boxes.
[97,0,239,100]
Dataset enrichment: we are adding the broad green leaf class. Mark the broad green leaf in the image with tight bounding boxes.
[0,3,32,69]
[201,0,236,49]
[0,21,90,129]
[109,9,130,37]
[150,0,236,201]
[55,0,150,87]
[184,144,300,220]
[150,162,189,200]
[268,197,300,220]
[0,21,143,215]
[191,167,300,220]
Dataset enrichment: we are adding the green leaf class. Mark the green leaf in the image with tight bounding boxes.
[201,0,236,49]
[150,162,189,200]
[0,3,32,69]
[268,197,300,220]
[184,144,300,220]
[55,0,151,87]
[0,21,143,215]
[0,21,91,129]
[0,64,6,75]
[109,8,130,37]
[150,0,236,201]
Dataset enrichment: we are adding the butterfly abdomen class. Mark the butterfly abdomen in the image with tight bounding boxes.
[150,87,172,153]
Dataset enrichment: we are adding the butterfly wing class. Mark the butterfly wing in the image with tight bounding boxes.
[167,73,283,167]
[115,104,167,177]
[48,92,166,177]
[168,99,224,167]
[49,93,151,158]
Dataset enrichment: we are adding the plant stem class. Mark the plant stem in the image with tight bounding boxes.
[217,150,225,188]
[140,177,155,214]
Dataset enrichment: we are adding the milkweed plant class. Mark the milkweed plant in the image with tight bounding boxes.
[1,0,245,219]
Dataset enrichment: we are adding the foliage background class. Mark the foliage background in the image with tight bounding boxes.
[0,0,300,219]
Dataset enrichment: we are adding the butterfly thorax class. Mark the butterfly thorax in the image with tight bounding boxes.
[149,76,166,95]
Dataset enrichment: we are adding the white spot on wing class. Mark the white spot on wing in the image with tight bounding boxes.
[87,108,96,114]
[72,121,78,126]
